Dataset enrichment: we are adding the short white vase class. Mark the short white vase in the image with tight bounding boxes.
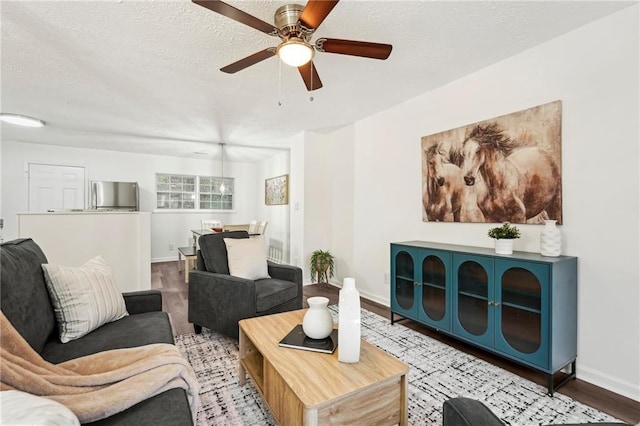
[540,219,561,257]
[338,277,361,363]
[302,296,333,339]
[494,239,514,255]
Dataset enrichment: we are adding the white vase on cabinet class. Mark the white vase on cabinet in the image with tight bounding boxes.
[540,220,561,257]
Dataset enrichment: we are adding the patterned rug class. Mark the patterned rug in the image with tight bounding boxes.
[175,307,620,425]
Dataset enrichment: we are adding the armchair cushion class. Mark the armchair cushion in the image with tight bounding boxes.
[224,236,270,280]
[255,278,299,312]
[199,231,249,274]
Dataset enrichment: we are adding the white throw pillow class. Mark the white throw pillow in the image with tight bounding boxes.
[42,256,128,343]
[0,390,80,426]
[224,237,270,280]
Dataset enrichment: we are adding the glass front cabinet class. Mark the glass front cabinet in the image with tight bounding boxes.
[452,255,549,369]
[390,241,577,395]
[390,245,451,331]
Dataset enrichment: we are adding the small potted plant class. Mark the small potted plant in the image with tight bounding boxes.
[309,250,335,286]
[487,222,521,255]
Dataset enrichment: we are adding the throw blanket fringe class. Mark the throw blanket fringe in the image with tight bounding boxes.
[0,312,200,423]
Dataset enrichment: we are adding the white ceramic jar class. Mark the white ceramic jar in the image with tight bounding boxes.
[302,296,333,339]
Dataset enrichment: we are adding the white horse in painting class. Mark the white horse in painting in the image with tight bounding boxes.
[460,123,561,223]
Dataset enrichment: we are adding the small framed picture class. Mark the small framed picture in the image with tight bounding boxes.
[265,174,289,205]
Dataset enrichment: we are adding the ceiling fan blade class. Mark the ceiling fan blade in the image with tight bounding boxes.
[192,0,278,36]
[316,38,392,60]
[220,48,276,73]
[298,61,323,91]
[298,0,339,31]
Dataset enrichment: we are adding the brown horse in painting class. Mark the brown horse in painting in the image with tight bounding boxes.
[423,142,466,222]
[460,123,561,223]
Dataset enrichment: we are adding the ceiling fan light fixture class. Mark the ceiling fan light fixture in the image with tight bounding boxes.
[277,38,314,67]
[0,113,46,128]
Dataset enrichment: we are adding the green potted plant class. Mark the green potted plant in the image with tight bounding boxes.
[487,222,521,255]
[309,250,335,286]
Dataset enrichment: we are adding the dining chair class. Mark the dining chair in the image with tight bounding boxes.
[201,219,222,230]
[257,221,268,235]
[248,220,259,234]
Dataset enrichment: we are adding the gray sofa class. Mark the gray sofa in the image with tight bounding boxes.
[188,230,303,338]
[0,238,193,426]
[443,397,630,426]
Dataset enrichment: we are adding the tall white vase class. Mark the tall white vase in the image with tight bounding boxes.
[302,297,333,339]
[540,219,561,257]
[338,277,361,363]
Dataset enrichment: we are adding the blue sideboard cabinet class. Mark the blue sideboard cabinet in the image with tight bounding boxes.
[390,241,577,395]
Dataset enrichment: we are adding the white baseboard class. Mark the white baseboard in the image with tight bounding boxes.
[316,281,390,308]
[358,289,390,307]
[151,257,177,263]
[578,365,640,401]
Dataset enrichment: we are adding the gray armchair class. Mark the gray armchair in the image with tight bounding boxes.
[442,398,630,426]
[188,231,302,338]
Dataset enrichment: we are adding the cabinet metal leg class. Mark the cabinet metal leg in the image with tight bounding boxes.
[547,360,576,396]
[391,311,409,325]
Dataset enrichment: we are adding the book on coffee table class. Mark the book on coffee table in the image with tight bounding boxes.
[278,324,338,354]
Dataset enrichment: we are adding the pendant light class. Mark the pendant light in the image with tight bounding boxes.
[219,143,226,194]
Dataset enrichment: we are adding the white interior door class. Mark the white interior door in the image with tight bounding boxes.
[28,164,86,211]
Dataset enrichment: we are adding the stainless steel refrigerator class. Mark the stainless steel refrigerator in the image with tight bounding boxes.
[90,181,139,211]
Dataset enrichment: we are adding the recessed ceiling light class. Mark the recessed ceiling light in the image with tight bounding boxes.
[0,113,46,128]
[193,151,209,155]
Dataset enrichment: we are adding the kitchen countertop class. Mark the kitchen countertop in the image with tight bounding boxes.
[18,210,143,215]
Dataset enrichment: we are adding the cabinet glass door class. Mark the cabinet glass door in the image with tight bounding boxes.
[420,254,448,328]
[452,254,493,347]
[393,250,415,314]
[495,260,549,368]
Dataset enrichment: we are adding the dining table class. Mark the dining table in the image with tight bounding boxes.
[191,225,261,248]
[191,228,217,248]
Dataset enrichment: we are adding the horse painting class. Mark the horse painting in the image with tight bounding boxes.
[423,142,467,222]
[460,123,561,223]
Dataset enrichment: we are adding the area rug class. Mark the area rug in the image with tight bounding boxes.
[175,307,621,425]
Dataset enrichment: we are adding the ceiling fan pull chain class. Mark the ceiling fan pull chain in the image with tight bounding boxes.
[278,59,282,106]
[309,66,314,102]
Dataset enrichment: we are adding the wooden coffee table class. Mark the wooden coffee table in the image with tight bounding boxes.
[238,309,409,425]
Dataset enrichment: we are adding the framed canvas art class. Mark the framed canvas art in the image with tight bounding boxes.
[421,100,562,224]
[265,174,289,205]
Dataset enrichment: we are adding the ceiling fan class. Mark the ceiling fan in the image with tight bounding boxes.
[192,0,393,91]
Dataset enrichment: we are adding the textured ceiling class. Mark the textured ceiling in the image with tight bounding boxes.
[0,0,633,162]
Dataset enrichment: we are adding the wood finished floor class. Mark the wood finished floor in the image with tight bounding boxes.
[151,261,640,424]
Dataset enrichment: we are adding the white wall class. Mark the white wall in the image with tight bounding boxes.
[329,125,356,284]
[289,132,305,272]
[256,150,291,262]
[1,141,261,261]
[306,6,640,400]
